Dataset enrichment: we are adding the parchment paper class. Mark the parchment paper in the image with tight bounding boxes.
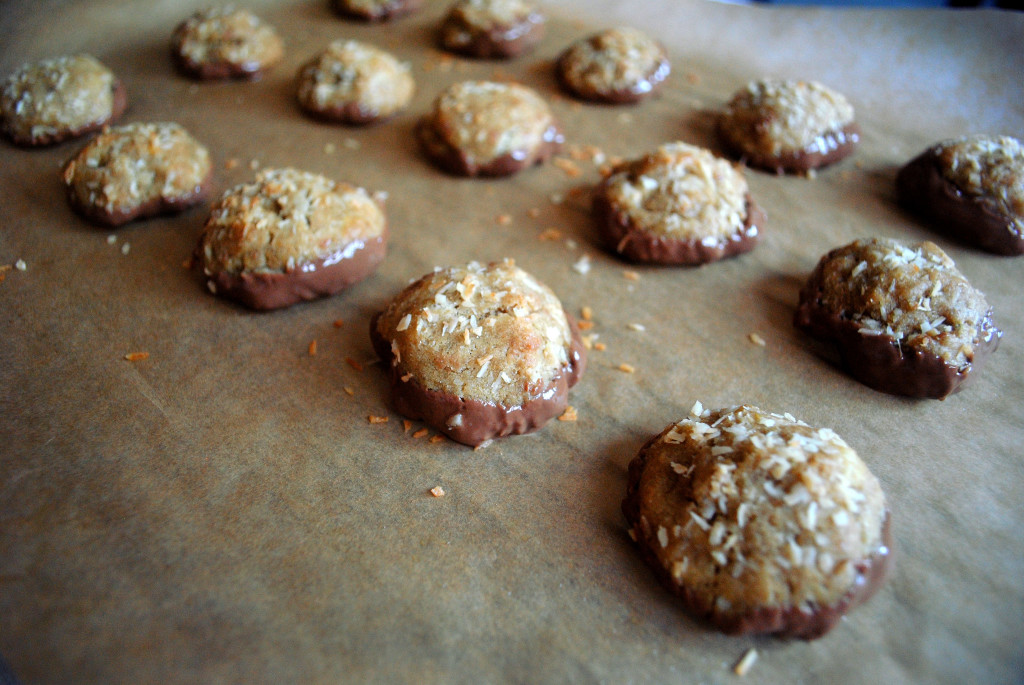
[2,1,1022,683]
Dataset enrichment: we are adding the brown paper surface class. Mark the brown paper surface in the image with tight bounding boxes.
[2,1,1022,682]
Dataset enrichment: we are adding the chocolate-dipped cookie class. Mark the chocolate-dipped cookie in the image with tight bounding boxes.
[1,55,126,147]
[297,40,415,125]
[592,142,763,264]
[194,168,387,310]
[718,78,859,174]
[331,0,423,21]
[172,7,284,80]
[556,27,670,104]
[371,259,586,446]
[794,237,1001,399]
[623,403,892,640]
[416,80,562,177]
[897,135,1024,256]
[438,0,545,59]
[62,122,212,227]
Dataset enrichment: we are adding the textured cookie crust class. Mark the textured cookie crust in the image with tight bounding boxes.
[556,27,670,103]
[62,122,212,226]
[718,79,859,174]
[332,0,423,21]
[297,40,414,124]
[622,403,892,639]
[372,259,585,445]
[1,55,126,147]
[794,238,1001,398]
[172,7,284,80]
[417,80,562,177]
[195,167,387,309]
[593,142,763,264]
[438,0,545,58]
[897,135,1024,255]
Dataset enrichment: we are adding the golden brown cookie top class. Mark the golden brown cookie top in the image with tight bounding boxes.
[935,135,1024,229]
[599,142,750,241]
[296,40,414,121]
[196,167,386,275]
[1,54,121,145]
[629,403,888,617]
[173,6,284,78]
[374,259,575,407]
[808,238,994,369]
[62,122,211,217]
[422,80,558,171]
[557,27,669,102]
[720,79,855,158]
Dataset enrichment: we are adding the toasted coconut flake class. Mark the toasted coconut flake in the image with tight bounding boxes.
[430,485,446,497]
[429,434,446,444]
[124,352,150,362]
[346,357,365,371]
[343,386,355,396]
[622,269,640,281]
[308,340,318,356]
[748,332,766,346]
[558,406,578,421]
[413,428,429,439]
[618,362,636,373]
[368,414,389,424]
[733,648,758,676]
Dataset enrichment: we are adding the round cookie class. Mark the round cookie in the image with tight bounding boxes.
[794,237,1001,399]
[1,55,126,147]
[622,403,892,640]
[592,142,764,264]
[438,0,545,59]
[193,168,387,310]
[556,27,670,104]
[896,135,1024,256]
[62,122,212,226]
[416,80,562,177]
[718,78,859,174]
[296,40,414,125]
[371,259,586,446]
[331,0,423,21]
[171,7,284,80]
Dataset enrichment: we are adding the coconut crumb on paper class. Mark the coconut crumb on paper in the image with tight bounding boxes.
[368,414,389,424]
[748,332,766,347]
[124,352,150,362]
[429,485,446,497]
[733,648,758,676]
[558,406,578,421]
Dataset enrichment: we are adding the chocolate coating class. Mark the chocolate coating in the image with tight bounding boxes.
[719,120,860,175]
[897,150,1024,256]
[438,3,545,59]
[69,169,211,227]
[332,0,423,21]
[416,118,562,177]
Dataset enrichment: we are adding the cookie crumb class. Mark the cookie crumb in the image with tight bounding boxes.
[368,414,389,424]
[225,158,239,170]
[594,341,607,351]
[581,305,593,321]
[748,332,766,347]
[343,386,355,396]
[558,406,578,421]
[496,213,512,225]
[106,234,117,245]
[124,352,150,362]
[577,320,594,331]
[403,419,413,432]
[733,648,758,676]
[553,157,582,178]
[618,362,636,373]
[345,357,364,371]
[120,243,131,255]
[14,259,27,271]
[413,428,430,439]
[538,228,563,241]
[308,340,318,356]
[429,434,445,444]
[249,158,260,170]
[622,270,640,281]
[627,323,645,332]
[572,255,592,274]
[333,318,345,328]
[430,485,446,497]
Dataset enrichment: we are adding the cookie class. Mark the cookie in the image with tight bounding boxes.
[61,122,212,227]
[1,55,126,147]
[622,403,892,640]
[193,168,387,310]
[718,79,859,174]
[556,27,670,104]
[794,238,1001,399]
[438,0,545,59]
[331,0,423,21]
[371,259,586,446]
[171,7,284,80]
[296,40,414,125]
[897,135,1024,256]
[592,142,763,264]
[416,80,562,177]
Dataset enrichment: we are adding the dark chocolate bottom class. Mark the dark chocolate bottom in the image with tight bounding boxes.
[298,99,394,126]
[556,54,670,104]
[416,117,563,177]
[593,193,764,265]
[719,121,860,175]
[370,312,586,446]
[199,232,387,311]
[896,152,1024,256]
[5,80,127,147]
[438,15,545,59]
[331,0,423,21]
[171,46,273,81]
[68,170,212,227]
[621,443,893,640]
[794,283,1001,399]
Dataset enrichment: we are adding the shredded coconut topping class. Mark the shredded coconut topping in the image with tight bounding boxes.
[936,135,1024,235]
